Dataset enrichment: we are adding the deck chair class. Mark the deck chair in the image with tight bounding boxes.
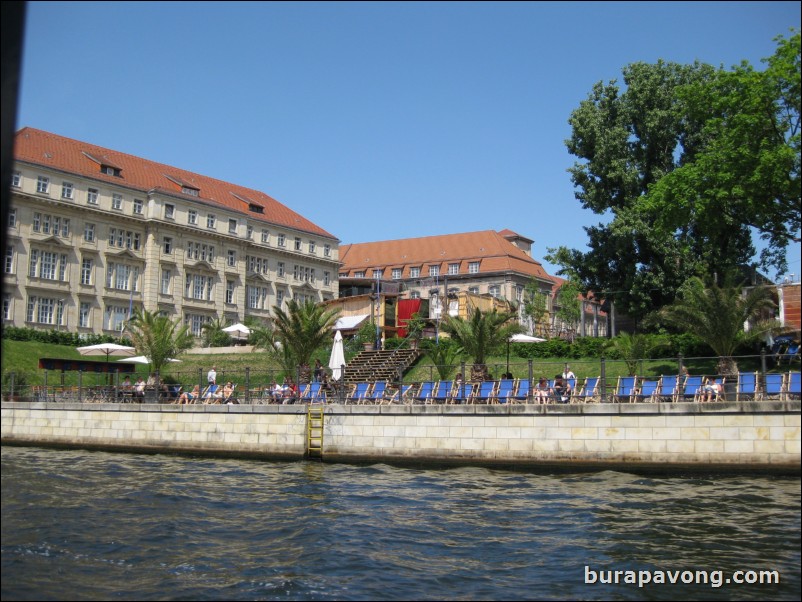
[348,382,371,404]
[221,384,238,404]
[365,381,388,404]
[430,381,453,404]
[305,382,324,403]
[449,382,474,404]
[678,375,703,402]
[201,384,220,402]
[780,342,800,364]
[784,371,800,400]
[414,381,436,404]
[761,373,784,401]
[471,380,498,404]
[573,376,600,404]
[496,379,516,404]
[633,379,659,403]
[512,379,530,403]
[614,376,637,403]
[657,375,680,403]
[388,384,415,404]
[737,372,758,402]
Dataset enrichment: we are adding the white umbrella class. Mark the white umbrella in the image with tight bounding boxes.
[222,323,251,341]
[117,356,181,365]
[328,330,346,381]
[506,333,546,373]
[76,343,137,361]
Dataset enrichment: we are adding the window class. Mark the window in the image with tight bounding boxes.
[468,286,479,294]
[161,269,172,295]
[468,261,480,274]
[261,229,270,244]
[11,171,21,187]
[83,223,95,243]
[36,175,50,194]
[3,294,10,321]
[112,193,123,210]
[164,203,175,219]
[277,261,285,277]
[185,241,215,262]
[246,225,253,240]
[206,214,216,229]
[5,246,13,274]
[448,263,459,275]
[410,267,421,278]
[226,280,235,304]
[324,271,330,286]
[308,240,316,254]
[106,262,140,291]
[188,209,197,225]
[324,243,331,257]
[429,265,439,277]
[184,272,213,301]
[104,305,128,331]
[163,236,173,254]
[489,285,500,298]
[228,219,238,234]
[181,186,199,197]
[87,188,99,205]
[276,289,285,307]
[79,302,91,328]
[61,182,74,199]
[27,296,62,325]
[227,250,236,267]
[354,271,365,278]
[392,268,402,279]
[372,269,383,278]
[133,199,143,214]
[185,314,209,337]
[247,285,269,310]
[294,237,302,251]
[80,258,93,285]
[61,219,70,237]
[8,208,16,228]
[277,233,286,247]
[109,228,141,250]
[28,250,68,281]
[410,291,421,300]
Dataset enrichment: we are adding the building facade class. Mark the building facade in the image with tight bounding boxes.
[338,229,606,338]
[5,128,340,338]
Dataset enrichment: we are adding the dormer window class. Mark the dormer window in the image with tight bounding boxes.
[232,193,264,214]
[249,204,264,214]
[83,152,123,177]
[101,165,121,177]
[164,174,200,197]
[182,186,199,197]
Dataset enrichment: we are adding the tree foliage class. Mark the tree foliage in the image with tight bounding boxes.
[549,32,801,322]
[654,275,776,376]
[270,300,340,370]
[440,307,521,369]
[124,308,194,374]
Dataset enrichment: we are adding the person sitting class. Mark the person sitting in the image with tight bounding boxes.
[534,377,550,403]
[220,381,236,404]
[177,384,200,404]
[268,379,284,403]
[282,378,298,404]
[701,377,720,402]
[146,373,157,387]
[133,376,146,400]
[553,374,569,403]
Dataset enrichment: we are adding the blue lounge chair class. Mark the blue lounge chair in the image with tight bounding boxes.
[306,381,325,403]
[471,380,497,404]
[574,376,600,403]
[761,373,784,401]
[450,382,474,404]
[496,378,516,404]
[657,375,680,403]
[414,381,435,404]
[679,376,703,402]
[633,379,659,403]
[737,372,758,402]
[349,382,371,404]
[784,371,800,400]
[615,376,637,403]
[512,379,530,403]
[431,380,453,404]
[366,381,388,404]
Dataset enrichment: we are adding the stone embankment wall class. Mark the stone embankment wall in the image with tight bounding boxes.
[2,401,799,471]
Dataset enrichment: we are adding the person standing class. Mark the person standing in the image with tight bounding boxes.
[207,365,217,386]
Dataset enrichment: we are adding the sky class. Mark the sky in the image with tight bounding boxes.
[14,1,801,283]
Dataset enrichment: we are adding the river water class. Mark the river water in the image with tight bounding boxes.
[1,446,799,601]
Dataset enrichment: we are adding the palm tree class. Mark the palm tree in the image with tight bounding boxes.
[271,300,340,376]
[124,308,195,374]
[656,275,776,377]
[200,316,232,348]
[440,307,521,380]
[605,332,669,376]
[250,321,296,376]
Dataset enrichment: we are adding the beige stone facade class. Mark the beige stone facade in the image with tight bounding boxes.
[6,128,340,337]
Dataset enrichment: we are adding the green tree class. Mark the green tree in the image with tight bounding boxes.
[549,33,801,321]
[555,280,582,338]
[441,307,520,379]
[523,278,549,337]
[271,300,340,371]
[605,332,669,376]
[421,337,464,380]
[250,322,295,376]
[124,308,195,375]
[200,316,232,348]
[655,275,776,377]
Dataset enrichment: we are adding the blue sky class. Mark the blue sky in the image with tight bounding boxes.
[15,1,801,282]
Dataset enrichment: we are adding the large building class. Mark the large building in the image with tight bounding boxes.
[6,128,340,338]
[338,229,606,338]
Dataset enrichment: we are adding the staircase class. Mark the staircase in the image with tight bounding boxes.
[342,348,422,385]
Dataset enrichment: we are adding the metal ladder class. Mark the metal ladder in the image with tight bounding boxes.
[306,404,324,459]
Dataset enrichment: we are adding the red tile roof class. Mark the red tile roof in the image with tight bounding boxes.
[340,230,553,281]
[13,127,337,240]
